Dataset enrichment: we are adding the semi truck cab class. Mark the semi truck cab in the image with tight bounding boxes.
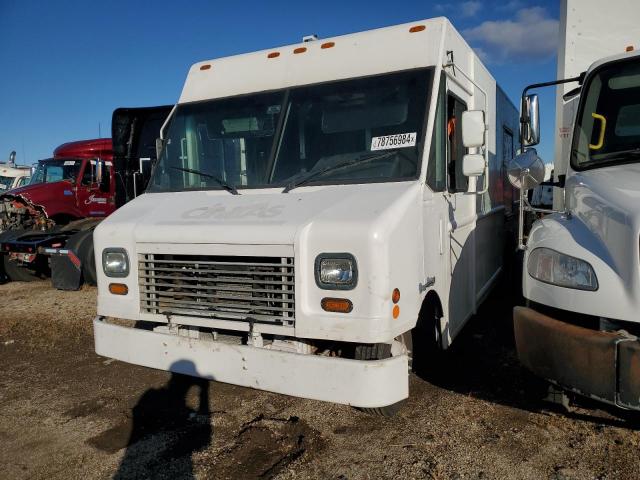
[512,50,640,410]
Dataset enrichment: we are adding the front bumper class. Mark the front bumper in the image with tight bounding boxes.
[514,306,640,410]
[93,317,409,408]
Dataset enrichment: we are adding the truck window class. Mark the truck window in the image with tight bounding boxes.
[30,159,80,184]
[148,68,433,192]
[426,74,446,192]
[447,95,468,192]
[572,58,640,170]
[501,127,514,205]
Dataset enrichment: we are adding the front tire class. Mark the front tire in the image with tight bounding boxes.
[354,343,406,417]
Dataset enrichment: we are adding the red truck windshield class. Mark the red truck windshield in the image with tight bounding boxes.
[29,158,82,185]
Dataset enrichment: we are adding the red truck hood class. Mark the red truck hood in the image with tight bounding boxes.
[1,180,75,217]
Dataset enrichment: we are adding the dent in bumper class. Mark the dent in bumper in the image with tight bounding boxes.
[93,317,409,408]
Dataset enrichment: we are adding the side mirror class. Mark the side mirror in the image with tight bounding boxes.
[462,154,485,177]
[461,110,486,148]
[95,159,104,186]
[521,94,540,147]
[507,148,545,190]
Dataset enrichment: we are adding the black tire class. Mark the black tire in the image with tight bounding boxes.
[354,343,406,417]
[2,255,40,282]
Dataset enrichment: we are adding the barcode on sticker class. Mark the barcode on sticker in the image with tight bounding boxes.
[371,133,417,151]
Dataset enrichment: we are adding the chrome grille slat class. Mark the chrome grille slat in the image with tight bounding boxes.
[139,253,295,325]
[139,289,295,307]
[139,273,294,286]
[139,282,293,295]
[140,259,291,268]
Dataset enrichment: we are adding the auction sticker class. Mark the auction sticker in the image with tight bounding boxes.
[371,132,417,151]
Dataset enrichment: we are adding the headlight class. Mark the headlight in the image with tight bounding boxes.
[315,253,357,290]
[102,248,130,278]
[527,247,598,291]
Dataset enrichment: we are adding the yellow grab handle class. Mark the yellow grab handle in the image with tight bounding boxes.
[589,113,607,150]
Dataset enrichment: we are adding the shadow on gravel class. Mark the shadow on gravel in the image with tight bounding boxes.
[90,360,213,479]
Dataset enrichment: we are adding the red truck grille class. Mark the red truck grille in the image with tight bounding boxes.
[138,254,295,325]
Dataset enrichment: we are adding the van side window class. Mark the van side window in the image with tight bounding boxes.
[447,95,468,192]
[426,74,446,191]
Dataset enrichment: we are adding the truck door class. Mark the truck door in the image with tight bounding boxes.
[75,159,115,217]
[424,77,476,346]
[445,91,476,340]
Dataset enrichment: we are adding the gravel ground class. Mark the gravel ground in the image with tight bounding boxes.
[0,280,639,479]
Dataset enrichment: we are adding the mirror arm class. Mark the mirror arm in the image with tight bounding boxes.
[519,75,584,147]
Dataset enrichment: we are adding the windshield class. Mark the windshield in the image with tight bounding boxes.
[0,176,13,190]
[148,68,432,193]
[29,158,82,185]
[572,58,640,169]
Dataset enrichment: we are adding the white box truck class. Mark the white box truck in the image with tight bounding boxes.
[92,18,519,415]
[0,152,30,191]
[511,0,640,411]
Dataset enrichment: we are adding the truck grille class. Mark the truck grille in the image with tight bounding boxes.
[139,254,295,325]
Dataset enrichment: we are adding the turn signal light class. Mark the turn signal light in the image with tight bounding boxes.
[626,45,634,52]
[392,305,400,319]
[392,288,400,304]
[321,297,353,313]
[109,283,129,295]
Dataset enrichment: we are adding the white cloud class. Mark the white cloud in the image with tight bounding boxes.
[463,7,559,63]
[461,1,482,17]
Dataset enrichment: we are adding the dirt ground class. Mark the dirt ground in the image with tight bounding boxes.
[0,281,639,480]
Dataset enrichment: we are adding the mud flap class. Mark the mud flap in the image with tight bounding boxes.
[49,249,82,291]
[514,306,640,410]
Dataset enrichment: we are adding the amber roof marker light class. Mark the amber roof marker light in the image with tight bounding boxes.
[409,25,426,33]
[199,64,211,71]
[321,42,335,49]
[293,47,307,54]
[267,52,281,58]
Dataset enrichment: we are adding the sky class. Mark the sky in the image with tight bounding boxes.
[0,0,559,165]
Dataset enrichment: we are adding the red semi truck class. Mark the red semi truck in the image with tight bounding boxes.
[0,105,171,286]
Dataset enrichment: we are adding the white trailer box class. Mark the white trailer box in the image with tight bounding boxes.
[93,18,518,414]
[553,0,640,208]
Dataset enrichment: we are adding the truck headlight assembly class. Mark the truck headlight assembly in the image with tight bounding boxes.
[102,248,130,278]
[315,253,357,290]
[527,247,598,291]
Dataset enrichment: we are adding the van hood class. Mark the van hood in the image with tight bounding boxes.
[102,182,420,245]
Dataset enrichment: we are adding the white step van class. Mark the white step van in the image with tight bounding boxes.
[93,18,518,414]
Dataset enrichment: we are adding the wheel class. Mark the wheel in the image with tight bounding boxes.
[411,295,445,381]
[2,255,40,282]
[354,343,406,417]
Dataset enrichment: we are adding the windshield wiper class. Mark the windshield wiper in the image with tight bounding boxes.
[282,151,397,193]
[170,166,239,195]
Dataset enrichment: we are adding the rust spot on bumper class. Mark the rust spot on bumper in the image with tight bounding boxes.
[514,306,640,409]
